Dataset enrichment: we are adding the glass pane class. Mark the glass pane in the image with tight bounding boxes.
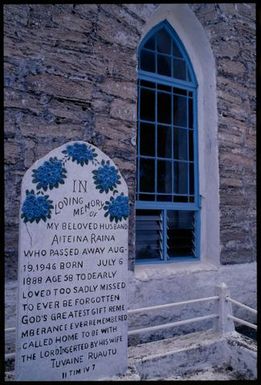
[144,36,155,50]
[158,125,172,158]
[157,92,171,124]
[140,158,155,192]
[174,127,188,160]
[187,67,192,81]
[173,196,189,202]
[156,28,171,54]
[189,98,193,128]
[172,40,182,58]
[174,161,188,194]
[173,95,187,127]
[140,80,155,89]
[157,84,171,92]
[173,87,187,96]
[167,211,195,257]
[173,58,186,80]
[140,49,155,72]
[157,194,172,201]
[140,88,155,121]
[136,209,163,260]
[139,194,155,201]
[157,54,171,76]
[189,130,194,161]
[140,123,155,156]
[189,163,194,195]
[157,160,172,193]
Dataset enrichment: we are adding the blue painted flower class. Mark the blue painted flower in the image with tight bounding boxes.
[62,142,97,166]
[32,157,67,191]
[21,190,53,223]
[104,193,129,223]
[92,159,121,193]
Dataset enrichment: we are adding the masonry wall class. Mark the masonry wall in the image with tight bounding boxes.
[4,4,256,281]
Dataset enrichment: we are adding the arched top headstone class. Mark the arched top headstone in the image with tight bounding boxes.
[16,141,129,381]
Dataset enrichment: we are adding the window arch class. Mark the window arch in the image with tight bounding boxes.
[136,20,200,263]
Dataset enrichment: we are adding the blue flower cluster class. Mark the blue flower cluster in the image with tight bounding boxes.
[104,193,129,223]
[93,159,121,193]
[62,142,97,166]
[32,157,67,191]
[21,190,53,223]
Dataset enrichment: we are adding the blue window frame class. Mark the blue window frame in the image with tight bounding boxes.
[136,21,200,263]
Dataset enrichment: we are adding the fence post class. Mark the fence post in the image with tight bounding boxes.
[215,282,235,335]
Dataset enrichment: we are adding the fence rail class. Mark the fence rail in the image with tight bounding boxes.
[127,296,219,315]
[226,296,257,315]
[128,314,218,336]
[5,283,257,365]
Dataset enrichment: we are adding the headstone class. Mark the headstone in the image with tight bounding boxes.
[15,141,129,381]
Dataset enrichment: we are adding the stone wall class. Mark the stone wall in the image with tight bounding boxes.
[4,4,256,280]
[189,3,256,264]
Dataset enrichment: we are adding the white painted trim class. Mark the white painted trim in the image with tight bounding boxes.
[137,4,220,266]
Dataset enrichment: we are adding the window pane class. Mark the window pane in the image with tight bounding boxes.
[189,98,193,128]
[174,161,188,194]
[172,40,182,58]
[140,80,155,89]
[167,211,195,257]
[139,194,155,201]
[173,58,186,80]
[157,194,172,201]
[157,92,171,124]
[173,87,187,96]
[140,123,155,156]
[140,88,155,121]
[156,28,171,54]
[140,158,155,192]
[158,125,172,158]
[158,84,171,92]
[174,127,188,160]
[187,67,192,82]
[136,210,163,260]
[144,36,155,50]
[140,49,155,72]
[157,54,171,76]
[157,160,172,193]
[173,95,187,127]
[173,196,189,203]
[189,130,194,161]
[189,163,194,195]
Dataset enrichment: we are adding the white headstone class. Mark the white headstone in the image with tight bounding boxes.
[15,141,129,381]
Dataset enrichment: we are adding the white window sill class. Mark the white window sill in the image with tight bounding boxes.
[134,260,219,281]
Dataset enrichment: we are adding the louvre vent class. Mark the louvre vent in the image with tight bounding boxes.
[136,210,163,260]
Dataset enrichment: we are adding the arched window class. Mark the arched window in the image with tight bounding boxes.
[136,20,200,263]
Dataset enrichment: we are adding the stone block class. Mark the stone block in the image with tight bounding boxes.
[218,3,236,15]
[26,73,93,102]
[220,177,242,188]
[123,4,158,22]
[4,140,21,165]
[218,58,245,76]
[95,115,132,141]
[96,8,140,50]
[51,11,93,33]
[110,99,136,122]
[99,78,136,101]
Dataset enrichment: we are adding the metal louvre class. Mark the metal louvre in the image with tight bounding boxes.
[136,211,163,260]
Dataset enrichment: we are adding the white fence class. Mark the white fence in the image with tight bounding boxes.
[5,283,257,367]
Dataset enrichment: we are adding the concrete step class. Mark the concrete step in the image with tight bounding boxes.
[5,330,257,381]
[126,330,257,380]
